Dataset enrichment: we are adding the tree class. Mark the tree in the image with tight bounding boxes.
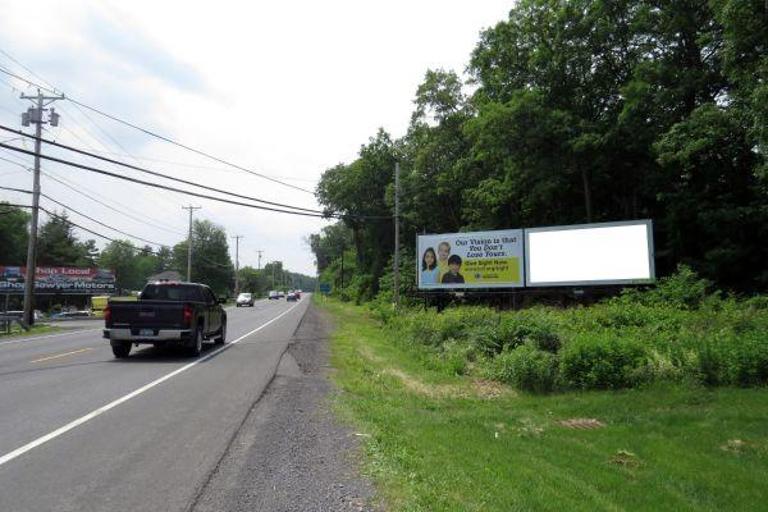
[0,202,30,265]
[308,222,353,273]
[37,212,93,266]
[98,240,141,292]
[172,219,234,295]
[316,129,397,299]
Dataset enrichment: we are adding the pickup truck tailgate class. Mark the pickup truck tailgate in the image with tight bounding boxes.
[109,301,187,330]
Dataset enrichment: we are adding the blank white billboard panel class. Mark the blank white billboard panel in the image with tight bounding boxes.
[525,220,654,287]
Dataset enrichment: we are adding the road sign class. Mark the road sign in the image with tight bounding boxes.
[319,283,332,295]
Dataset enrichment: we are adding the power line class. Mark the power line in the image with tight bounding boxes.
[41,193,169,249]
[0,185,32,194]
[0,61,315,195]
[0,142,346,218]
[40,169,187,237]
[0,124,327,215]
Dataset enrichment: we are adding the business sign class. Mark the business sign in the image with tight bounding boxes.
[525,220,655,287]
[0,265,116,294]
[417,229,524,289]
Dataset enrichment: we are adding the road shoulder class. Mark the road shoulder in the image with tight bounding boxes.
[191,301,377,512]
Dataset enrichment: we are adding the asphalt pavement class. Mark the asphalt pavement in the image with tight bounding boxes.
[0,296,312,511]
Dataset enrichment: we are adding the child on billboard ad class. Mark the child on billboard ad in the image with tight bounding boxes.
[417,229,524,289]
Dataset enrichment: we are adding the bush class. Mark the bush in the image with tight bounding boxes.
[559,333,651,389]
[483,342,557,392]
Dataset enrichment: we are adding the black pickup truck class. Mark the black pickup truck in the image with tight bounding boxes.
[103,282,227,358]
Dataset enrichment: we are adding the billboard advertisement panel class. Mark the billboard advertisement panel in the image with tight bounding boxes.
[0,266,116,294]
[417,229,524,289]
[524,220,655,287]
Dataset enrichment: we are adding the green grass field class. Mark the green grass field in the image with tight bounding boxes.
[320,299,768,511]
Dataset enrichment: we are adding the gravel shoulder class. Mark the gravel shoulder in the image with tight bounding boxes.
[190,302,378,512]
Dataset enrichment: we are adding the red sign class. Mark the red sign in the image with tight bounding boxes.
[0,265,116,294]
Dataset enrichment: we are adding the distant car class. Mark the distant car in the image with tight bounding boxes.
[294,290,302,300]
[268,290,280,300]
[51,311,91,320]
[236,292,254,307]
[286,291,297,302]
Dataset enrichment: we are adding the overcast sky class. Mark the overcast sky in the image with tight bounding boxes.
[0,0,512,276]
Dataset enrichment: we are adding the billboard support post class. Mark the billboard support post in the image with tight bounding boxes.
[393,162,400,307]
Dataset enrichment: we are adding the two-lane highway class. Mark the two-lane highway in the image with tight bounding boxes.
[0,296,310,512]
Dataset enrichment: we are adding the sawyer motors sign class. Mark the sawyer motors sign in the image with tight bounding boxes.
[0,265,116,294]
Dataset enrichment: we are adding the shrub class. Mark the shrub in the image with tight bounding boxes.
[484,342,558,392]
[559,333,651,389]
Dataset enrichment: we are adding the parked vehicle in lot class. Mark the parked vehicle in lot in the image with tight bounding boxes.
[286,291,298,302]
[236,292,254,307]
[103,282,227,358]
[268,290,280,300]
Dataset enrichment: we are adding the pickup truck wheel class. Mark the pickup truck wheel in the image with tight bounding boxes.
[112,342,131,359]
[214,320,227,344]
[188,326,203,357]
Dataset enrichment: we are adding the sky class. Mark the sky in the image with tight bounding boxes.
[0,0,513,276]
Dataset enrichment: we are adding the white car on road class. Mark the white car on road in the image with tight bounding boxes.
[236,293,254,307]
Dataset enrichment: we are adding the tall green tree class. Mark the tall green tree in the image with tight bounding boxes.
[98,240,141,291]
[317,129,397,299]
[172,219,234,295]
[0,202,30,265]
[37,212,94,266]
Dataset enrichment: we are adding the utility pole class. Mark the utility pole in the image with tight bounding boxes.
[256,250,263,270]
[21,89,64,327]
[393,162,400,307]
[232,235,243,296]
[182,206,201,282]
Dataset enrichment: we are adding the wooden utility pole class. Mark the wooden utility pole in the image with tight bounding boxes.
[182,206,201,282]
[21,89,64,326]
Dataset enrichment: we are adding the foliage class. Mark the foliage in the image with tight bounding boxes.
[0,202,29,265]
[323,297,768,511]
[172,219,234,296]
[483,342,558,392]
[312,0,768,294]
[36,211,97,267]
[372,268,768,392]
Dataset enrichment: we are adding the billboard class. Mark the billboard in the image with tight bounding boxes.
[0,265,116,294]
[524,220,655,287]
[417,229,524,289]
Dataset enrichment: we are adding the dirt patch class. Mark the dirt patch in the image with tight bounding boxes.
[381,368,513,400]
[609,449,641,468]
[558,418,606,430]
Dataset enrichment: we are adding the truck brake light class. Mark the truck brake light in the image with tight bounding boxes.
[183,304,193,326]
[104,305,111,324]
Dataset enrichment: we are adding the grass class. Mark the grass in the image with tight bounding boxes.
[320,298,768,511]
[0,322,58,338]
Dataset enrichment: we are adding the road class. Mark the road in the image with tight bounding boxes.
[0,296,310,512]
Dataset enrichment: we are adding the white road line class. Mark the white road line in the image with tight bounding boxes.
[0,301,303,468]
[0,328,101,346]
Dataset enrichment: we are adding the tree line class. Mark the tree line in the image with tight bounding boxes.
[311,0,768,301]
[0,204,315,296]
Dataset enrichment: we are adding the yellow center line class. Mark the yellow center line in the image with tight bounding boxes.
[31,347,94,364]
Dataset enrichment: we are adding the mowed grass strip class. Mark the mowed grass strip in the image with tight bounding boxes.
[320,299,768,511]
[0,323,58,338]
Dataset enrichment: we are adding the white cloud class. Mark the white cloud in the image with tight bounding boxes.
[0,0,512,275]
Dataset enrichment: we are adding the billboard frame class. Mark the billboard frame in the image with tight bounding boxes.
[524,219,655,287]
[416,228,525,290]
